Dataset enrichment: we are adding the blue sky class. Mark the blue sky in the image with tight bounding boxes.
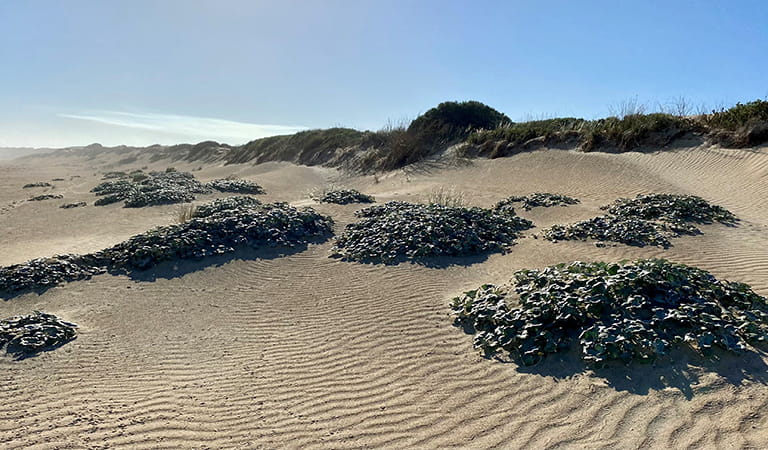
[1,0,766,147]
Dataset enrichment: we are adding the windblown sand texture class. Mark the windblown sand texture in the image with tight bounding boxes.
[1,144,767,449]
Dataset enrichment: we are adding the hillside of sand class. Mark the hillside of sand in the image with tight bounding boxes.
[0,143,767,449]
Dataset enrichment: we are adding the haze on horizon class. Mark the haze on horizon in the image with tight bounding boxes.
[1,0,767,148]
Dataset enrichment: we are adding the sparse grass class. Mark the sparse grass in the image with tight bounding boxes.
[425,186,467,208]
[175,204,197,223]
[469,113,695,155]
[581,113,695,150]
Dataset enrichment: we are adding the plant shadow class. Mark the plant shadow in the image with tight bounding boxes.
[115,242,317,282]
[493,344,768,399]
[0,235,332,299]
[5,336,78,361]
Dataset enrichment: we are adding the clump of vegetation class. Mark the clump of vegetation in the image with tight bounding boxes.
[0,255,105,294]
[544,194,736,248]
[0,311,78,357]
[467,118,586,156]
[495,193,580,211]
[0,199,333,295]
[91,170,210,207]
[191,196,263,217]
[602,193,737,226]
[101,171,127,180]
[581,113,695,151]
[703,101,768,147]
[312,188,375,204]
[175,204,198,224]
[96,202,334,270]
[28,194,63,201]
[379,101,510,170]
[205,178,266,194]
[60,202,87,209]
[424,186,467,208]
[22,182,52,188]
[331,201,533,264]
[451,259,768,367]
[469,114,695,156]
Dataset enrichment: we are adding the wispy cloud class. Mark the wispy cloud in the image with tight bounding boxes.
[58,110,307,142]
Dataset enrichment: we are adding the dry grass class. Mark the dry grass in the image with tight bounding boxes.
[424,186,467,208]
[175,204,198,224]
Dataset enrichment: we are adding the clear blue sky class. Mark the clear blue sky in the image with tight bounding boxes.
[1,0,766,147]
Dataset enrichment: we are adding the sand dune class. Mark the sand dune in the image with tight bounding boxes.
[1,144,767,449]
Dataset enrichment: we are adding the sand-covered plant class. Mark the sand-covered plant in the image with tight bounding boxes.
[331,201,533,263]
[495,193,580,211]
[0,255,106,294]
[205,178,266,195]
[92,171,210,207]
[0,198,333,294]
[94,202,333,270]
[28,194,63,202]
[0,312,78,357]
[451,259,768,367]
[601,193,736,226]
[60,202,87,209]
[313,188,375,205]
[544,194,736,248]
[22,182,52,188]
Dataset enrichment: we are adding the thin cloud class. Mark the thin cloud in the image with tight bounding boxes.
[58,110,307,142]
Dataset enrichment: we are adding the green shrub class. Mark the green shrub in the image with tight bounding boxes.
[704,100,768,130]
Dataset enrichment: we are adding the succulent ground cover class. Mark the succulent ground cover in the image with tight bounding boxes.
[60,202,87,209]
[97,201,332,270]
[205,178,266,195]
[494,193,580,211]
[0,198,333,294]
[22,182,53,188]
[544,194,736,248]
[0,312,77,357]
[331,201,533,263]
[92,171,211,207]
[451,259,768,367]
[313,189,375,204]
[28,194,63,201]
[0,255,106,294]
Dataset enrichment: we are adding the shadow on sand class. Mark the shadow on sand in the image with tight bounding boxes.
[484,344,768,399]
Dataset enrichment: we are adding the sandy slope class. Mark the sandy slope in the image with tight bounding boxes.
[0,145,766,449]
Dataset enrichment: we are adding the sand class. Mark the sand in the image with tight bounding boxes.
[0,144,766,449]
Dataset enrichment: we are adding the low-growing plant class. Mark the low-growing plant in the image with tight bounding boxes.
[451,259,768,367]
[332,201,533,264]
[544,194,736,248]
[0,198,333,295]
[22,182,52,188]
[91,170,211,208]
[0,311,78,357]
[311,188,375,204]
[28,194,63,201]
[205,178,266,194]
[495,193,580,211]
